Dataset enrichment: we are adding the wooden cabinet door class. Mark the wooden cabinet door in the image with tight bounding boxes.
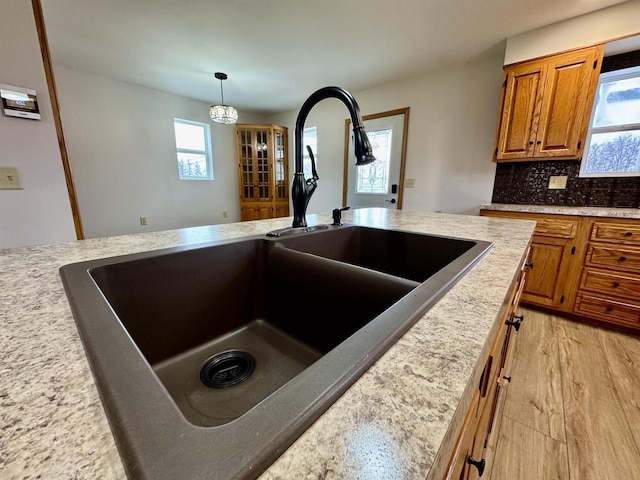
[495,62,545,160]
[237,127,274,203]
[521,237,573,309]
[253,128,273,202]
[255,205,274,220]
[240,205,258,221]
[275,203,289,218]
[495,45,603,161]
[241,204,274,220]
[534,46,603,158]
[237,128,257,202]
[273,127,289,204]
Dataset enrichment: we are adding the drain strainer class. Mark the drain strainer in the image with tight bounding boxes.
[200,350,255,388]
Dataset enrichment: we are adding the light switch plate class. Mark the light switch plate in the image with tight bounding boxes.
[405,178,415,188]
[548,175,568,190]
[0,167,22,190]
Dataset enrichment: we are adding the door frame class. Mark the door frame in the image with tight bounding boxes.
[342,107,410,209]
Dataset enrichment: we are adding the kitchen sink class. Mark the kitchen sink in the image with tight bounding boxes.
[60,224,492,479]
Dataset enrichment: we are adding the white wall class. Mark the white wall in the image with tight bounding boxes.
[55,66,266,238]
[504,0,640,64]
[0,0,76,249]
[268,43,505,216]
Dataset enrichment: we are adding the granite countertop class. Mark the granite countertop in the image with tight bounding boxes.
[0,209,534,479]
[481,203,640,219]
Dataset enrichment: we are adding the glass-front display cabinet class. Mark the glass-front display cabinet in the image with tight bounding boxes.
[236,124,289,221]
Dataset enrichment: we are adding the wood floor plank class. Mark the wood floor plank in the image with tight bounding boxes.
[597,328,640,452]
[557,318,640,480]
[502,308,566,442]
[488,417,569,480]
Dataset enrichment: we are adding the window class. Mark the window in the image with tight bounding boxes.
[356,128,392,194]
[302,126,317,179]
[174,118,213,180]
[580,65,640,177]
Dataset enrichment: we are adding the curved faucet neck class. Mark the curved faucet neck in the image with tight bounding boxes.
[294,86,366,175]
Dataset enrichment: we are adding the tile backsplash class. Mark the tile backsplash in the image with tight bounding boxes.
[491,160,640,208]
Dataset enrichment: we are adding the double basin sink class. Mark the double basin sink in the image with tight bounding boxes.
[60,224,492,479]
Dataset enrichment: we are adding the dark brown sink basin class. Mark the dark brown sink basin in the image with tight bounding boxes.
[60,224,491,479]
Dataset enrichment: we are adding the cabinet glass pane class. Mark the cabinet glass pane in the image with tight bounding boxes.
[276,131,286,200]
[256,130,270,199]
[240,130,254,199]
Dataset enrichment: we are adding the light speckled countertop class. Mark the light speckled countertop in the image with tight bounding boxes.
[0,209,534,479]
[481,203,640,219]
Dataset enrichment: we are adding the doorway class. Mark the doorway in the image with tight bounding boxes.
[342,107,409,209]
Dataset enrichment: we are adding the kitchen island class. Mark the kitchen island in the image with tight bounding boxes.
[0,209,534,479]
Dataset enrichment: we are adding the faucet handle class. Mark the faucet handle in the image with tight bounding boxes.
[332,206,350,226]
[305,146,319,186]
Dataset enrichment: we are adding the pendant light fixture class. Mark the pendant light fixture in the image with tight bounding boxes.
[210,72,238,124]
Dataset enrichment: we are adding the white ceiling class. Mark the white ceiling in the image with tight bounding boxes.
[41,0,629,115]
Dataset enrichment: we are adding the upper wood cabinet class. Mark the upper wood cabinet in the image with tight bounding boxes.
[236,124,289,221]
[494,45,604,162]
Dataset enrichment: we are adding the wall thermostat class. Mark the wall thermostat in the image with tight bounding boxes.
[0,84,40,120]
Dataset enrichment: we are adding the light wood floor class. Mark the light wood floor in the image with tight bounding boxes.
[487,308,640,480]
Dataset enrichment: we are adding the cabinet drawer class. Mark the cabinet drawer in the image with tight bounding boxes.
[580,268,640,302]
[533,217,578,239]
[479,210,578,239]
[591,222,640,246]
[585,244,640,273]
[574,292,640,327]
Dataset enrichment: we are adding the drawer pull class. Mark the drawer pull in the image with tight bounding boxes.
[619,256,627,262]
[503,376,512,382]
[468,457,486,476]
[506,315,524,331]
[525,262,534,270]
[625,232,633,237]
[612,282,620,288]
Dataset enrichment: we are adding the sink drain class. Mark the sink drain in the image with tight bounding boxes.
[200,350,255,388]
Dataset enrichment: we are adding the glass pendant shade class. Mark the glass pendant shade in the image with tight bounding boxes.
[210,104,238,124]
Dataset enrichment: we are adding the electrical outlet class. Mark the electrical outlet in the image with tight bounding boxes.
[0,167,22,190]
[405,178,415,188]
[548,175,568,190]
[139,217,147,226]
[222,211,228,218]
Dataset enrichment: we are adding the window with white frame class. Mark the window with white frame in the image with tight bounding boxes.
[580,65,640,177]
[302,126,318,179]
[174,118,213,180]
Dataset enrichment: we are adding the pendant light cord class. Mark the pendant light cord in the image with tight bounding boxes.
[220,79,225,105]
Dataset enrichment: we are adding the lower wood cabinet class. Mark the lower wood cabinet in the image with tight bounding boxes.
[575,219,640,328]
[480,209,640,332]
[480,209,584,312]
[443,256,529,480]
[240,204,275,221]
